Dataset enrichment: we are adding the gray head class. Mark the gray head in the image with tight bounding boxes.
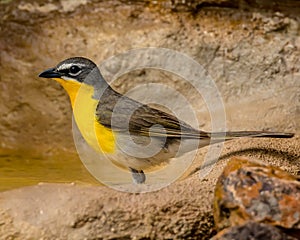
[39,57,107,87]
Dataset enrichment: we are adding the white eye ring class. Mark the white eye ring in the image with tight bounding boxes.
[69,65,82,76]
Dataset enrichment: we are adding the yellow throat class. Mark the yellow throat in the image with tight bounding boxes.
[53,78,115,153]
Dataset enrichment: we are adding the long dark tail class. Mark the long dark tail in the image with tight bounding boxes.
[210,131,294,139]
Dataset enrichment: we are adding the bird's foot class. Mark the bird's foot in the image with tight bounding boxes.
[130,168,146,184]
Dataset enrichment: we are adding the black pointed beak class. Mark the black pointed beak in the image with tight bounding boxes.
[39,68,61,78]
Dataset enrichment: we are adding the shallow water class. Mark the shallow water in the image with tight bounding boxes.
[0,153,101,191]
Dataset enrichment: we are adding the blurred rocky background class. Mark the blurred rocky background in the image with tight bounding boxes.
[1,0,299,155]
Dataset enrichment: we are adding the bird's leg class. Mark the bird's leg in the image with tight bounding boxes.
[129,168,146,184]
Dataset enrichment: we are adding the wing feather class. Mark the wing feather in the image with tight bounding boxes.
[95,88,209,139]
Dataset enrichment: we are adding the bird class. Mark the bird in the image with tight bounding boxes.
[39,57,294,184]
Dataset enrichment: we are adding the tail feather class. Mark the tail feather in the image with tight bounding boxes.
[210,131,294,139]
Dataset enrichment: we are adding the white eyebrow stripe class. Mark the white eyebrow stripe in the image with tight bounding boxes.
[57,63,86,71]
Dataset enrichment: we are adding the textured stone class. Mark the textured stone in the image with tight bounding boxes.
[212,221,297,240]
[0,180,217,240]
[214,158,300,238]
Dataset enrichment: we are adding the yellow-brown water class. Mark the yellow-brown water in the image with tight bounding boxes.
[0,152,101,192]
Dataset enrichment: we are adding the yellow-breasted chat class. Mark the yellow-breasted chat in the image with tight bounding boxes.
[39,57,294,184]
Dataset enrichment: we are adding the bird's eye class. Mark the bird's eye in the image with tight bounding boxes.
[69,65,81,76]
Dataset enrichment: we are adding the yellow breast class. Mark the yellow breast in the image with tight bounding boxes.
[53,78,115,153]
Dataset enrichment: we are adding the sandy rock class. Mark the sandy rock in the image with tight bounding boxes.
[0,174,218,240]
[214,157,300,238]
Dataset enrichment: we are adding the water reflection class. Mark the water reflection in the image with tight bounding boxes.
[0,152,101,191]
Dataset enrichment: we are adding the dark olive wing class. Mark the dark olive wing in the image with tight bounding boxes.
[95,88,209,139]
